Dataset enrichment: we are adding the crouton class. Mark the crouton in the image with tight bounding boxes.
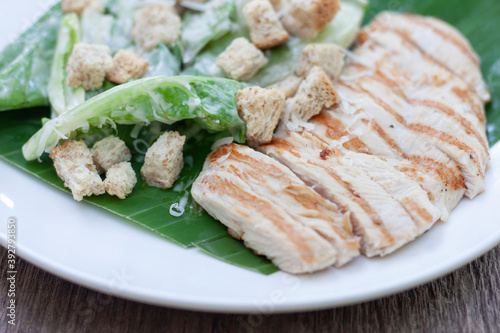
[141,131,186,189]
[91,136,132,174]
[267,75,302,98]
[49,140,105,201]
[216,38,268,81]
[296,43,345,80]
[237,87,285,146]
[106,50,149,84]
[66,43,113,91]
[131,5,181,52]
[269,0,286,12]
[283,66,338,122]
[243,0,289,49]
[104,162,137,199]
[62,0,103,16]
[281,0,341,40]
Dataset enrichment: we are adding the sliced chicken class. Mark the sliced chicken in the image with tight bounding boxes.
[261,131,440,256]
[192,144,360,273]
[355,25,488,137]
[310,110,466,221]
[336,76,486,199]
[191,12,490,274]
[340,29,489,198]
[372,12,490,102]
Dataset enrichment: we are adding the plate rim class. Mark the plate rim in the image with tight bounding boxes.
[1,143,499,313]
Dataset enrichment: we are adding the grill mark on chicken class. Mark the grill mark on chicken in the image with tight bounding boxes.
[200,174,317,263]
[402,14,478,65]
[365,22,489,103]
[451,87,485,123]
[344,41,489,176]
[367,119,466,191]
[288,130,438,232]
[349,64,488,158]
[266,138,302,158]
[350,35,486,128]
[363,69,488,156]
[261,138,397,247]
[225,164,354,243]
[361,25,481,95]
[203,144,362,267]
[393,164,435,201]
[365,68,487,150]
[339,78,485,187]
[310,113,370,153]
[195,170,333,273]
[312,108,462,205]
[319,167,396,246]
[400,197,434,225]
[407,123,484,177]
[283,186,356,241]
[415,99,488,153]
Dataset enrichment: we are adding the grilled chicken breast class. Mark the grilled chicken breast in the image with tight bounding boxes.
[192,143,360,273]
[192,12,490,274]
[261,130,441,256]
[371,12,491,103]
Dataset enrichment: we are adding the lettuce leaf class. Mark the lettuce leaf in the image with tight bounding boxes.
[23,75,245,160]
[0,3,62,111]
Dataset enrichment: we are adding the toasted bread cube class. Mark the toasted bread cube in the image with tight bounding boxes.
[104,162,137,199]
[106,50,149,84]
[237,87,285,146]
[132,5,181,52]
[284,66,338,122]
[49,140,105,201]
[243,0,289,49]
[141,131,186,189]
[91,136,132,174]
[267,75,302,98]
[62,0,103,16]
[269,0,286,12]
[216,38,268,81]
[297,43,345,80]
[281,0,340,40]
[66,43,113,91]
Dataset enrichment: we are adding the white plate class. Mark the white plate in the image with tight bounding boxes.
[0,144,498,313]
[1,1,500,313]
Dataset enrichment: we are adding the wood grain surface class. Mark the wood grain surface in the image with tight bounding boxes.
[1,245,499,333]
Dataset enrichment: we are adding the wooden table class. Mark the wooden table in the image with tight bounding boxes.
[1,245,499,332]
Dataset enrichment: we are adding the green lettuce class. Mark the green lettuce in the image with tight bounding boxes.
[48,13,85,116]
[181,0,235,64]
[23,75,245,160]
[0,3,62,111]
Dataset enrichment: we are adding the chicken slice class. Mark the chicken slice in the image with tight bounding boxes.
[337,71,486,198]
[261,133,421,256]
[355,25,488,136]
[205,143,360,266]
[372,12,490,102]
[192,144,360,272]
[293,131,441,232]
[310,107,466,221]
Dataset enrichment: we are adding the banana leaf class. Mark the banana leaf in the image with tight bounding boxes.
[0,0,499,276]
